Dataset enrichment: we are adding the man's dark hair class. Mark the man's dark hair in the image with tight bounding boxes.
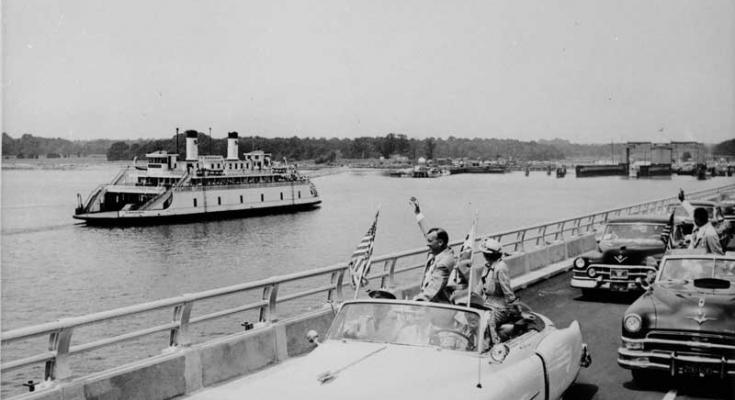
[693,207,709,222]
[427,227,449,246]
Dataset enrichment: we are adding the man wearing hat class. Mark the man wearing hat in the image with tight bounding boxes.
[409,197,455,303]
[478,238,521,344]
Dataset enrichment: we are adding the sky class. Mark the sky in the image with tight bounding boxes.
[2,0,734,144]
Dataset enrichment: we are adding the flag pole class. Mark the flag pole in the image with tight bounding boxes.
[465,211,479,309]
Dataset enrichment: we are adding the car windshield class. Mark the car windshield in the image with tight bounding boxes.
[602,223,667,241]
[659,258,735,284]
[327,302,481,352]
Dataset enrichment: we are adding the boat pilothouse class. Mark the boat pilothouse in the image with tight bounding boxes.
[74,131,321,225]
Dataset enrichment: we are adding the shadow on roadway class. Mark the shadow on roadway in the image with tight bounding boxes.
[622,373,735,399]
[563,382,598,400]
[572,291,641,305]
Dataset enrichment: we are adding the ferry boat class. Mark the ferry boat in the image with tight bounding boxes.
[74,131,321,225]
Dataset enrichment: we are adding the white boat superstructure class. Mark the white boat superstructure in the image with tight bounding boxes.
[74,131,321,225]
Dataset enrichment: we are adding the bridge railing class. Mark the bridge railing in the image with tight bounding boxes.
[2,183,733,388]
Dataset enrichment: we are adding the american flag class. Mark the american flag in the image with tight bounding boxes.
[450,215,478,287]
[349,209,380,291]
[460,213,479,306]
[661,212,675,250]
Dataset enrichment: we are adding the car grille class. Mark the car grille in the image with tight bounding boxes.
[644,331,735,357]
[573,264,654,281]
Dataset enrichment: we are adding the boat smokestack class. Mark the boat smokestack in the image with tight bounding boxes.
[185,130,199,161]
[227,131,239,160]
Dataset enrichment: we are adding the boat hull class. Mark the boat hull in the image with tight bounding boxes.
[73,200,322,226]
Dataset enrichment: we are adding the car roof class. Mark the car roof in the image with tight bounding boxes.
[688,200,717,207]
[607,215,671,224]
[663,248,735,260]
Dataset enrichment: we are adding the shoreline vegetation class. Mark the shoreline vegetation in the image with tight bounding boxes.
[4,132,734,166]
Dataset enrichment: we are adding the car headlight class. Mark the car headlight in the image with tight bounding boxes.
[624,314,642,333]
[587,267,597,278]
[574,257,586,269]
[490,344,509,363]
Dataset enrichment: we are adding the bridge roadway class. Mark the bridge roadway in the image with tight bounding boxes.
[185,268,734,400]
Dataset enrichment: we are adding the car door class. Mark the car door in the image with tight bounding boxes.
[481,354,545,400]
[534,321,584,400]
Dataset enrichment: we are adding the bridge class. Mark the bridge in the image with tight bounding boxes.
[3,183,734,400]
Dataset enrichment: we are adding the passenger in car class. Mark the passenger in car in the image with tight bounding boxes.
[477,238,522,344]
[409,197,456,303]
[678,189,724,254]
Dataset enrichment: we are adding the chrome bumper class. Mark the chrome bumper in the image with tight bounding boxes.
[571,264,655,291]
[570,278,641,291]
[618,337,735,378]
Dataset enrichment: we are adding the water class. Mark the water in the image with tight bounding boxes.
[1,160,732,395]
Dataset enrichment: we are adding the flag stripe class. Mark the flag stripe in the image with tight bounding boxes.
[349,210,380,289]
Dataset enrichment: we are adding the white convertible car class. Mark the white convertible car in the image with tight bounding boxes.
[222,299,590,400]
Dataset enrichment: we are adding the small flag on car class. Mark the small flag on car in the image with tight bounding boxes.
[349,209,380,295]
[661,212,674,249]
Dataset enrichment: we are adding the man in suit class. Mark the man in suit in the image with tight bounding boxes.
[410,197,456,303]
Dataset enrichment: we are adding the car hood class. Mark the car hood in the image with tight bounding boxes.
[226,341,504,400]
[598,240,664,265]
[648,282,735,334]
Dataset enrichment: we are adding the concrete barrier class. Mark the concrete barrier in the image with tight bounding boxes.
[13,233,598,400]
[566,234,597,258]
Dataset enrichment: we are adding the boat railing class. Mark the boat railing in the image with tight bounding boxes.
[137,172,191,210]
[2,183,734,387]
[109,166,130,185]
[175,179,310,192]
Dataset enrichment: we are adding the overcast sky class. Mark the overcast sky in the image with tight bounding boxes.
[3,0,734,143]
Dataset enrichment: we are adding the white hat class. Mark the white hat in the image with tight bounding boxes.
[479,238,502,254]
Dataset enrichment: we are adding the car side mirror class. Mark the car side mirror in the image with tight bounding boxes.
[306,330,320,345]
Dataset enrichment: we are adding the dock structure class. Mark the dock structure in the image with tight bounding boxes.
[2,184,735,400]
[575,140,709,178]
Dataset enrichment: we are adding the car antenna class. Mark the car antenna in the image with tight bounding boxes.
[476,353,482,388]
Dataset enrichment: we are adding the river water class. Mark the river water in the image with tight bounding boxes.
[0,160,732,394]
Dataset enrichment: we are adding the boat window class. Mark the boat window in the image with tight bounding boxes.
[218,197,221,205]
[298,191,301,199]
[280,192,283,200]
[193,199,198,207]
[240,195,243,203]
[261,194,264,202]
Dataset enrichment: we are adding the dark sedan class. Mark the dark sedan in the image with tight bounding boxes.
[571,215,683,294]
[617,250,735,382]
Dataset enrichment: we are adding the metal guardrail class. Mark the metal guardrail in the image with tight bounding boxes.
[3,183,734,385]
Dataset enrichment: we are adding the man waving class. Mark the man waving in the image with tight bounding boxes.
[410,197,456,303]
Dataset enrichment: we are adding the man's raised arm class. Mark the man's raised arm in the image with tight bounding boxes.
[410,196,429,238]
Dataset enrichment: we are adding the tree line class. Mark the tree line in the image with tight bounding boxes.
[3,131,733,163]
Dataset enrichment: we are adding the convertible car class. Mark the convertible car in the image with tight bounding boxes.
[571,215,682,294]
[617,250,735,382]
[229,299,590,400]
[666,200,732,250]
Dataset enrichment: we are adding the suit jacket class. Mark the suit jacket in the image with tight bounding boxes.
[414,212,457,302]
[418,246,455,302]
